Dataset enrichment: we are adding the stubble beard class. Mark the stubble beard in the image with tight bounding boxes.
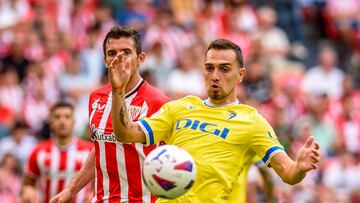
[208,87,235,101]
[208,89,226,100]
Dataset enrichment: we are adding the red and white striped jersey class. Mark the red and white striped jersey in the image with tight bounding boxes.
[88,80,170,203]
[24,138,93,203]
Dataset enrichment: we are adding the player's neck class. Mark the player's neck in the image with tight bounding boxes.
[54,135,74,148]
[207,97,239,107]
[124,74,142,95]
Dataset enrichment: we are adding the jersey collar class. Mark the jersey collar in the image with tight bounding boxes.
[125,79,145,98]
[203,98,240,108]
[54,137,77,151]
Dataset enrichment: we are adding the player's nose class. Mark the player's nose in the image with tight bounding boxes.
[211,69,220,81]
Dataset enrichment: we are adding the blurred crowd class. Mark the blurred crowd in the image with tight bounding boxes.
[0,0,360,202]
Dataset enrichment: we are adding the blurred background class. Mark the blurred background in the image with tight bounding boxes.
[0,0,360,202]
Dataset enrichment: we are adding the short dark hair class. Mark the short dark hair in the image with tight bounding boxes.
[11,120,28,133]
[102,26,142,56]
[205,39,244,68]
[50,101,74,114]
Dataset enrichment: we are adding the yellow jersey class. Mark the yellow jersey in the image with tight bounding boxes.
[138,96,284,203]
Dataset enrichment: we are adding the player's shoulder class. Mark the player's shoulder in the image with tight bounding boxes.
[233,103,265,122]
[141,81,169,100]
[165,95,202,109]
[237,103,258,114]
[237,104,273,131]
[32,139,53,152]
[90,84,111,98]
[181,95,204,105]
[141,81,171,104]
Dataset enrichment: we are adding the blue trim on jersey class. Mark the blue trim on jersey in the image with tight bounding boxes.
[203,99,240,108]
[262,146,284,164]
[139,120,154,145]
[204,101,215,108]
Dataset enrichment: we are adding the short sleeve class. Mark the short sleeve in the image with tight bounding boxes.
[24,148,40,178]
[250,113,285,166]
[137,102,173,146]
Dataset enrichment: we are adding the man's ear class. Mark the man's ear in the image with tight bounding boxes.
[104,56,108,69]
[239,67,246,82]
[137,52,146,65]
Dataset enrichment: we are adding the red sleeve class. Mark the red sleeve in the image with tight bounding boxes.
[24,147,40,178]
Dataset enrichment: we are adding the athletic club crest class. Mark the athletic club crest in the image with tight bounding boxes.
[129,105,142,120]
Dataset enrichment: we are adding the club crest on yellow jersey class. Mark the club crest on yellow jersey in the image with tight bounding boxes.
[227,110,237,120]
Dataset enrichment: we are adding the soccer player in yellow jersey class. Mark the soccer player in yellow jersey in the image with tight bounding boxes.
[108,38,320,203]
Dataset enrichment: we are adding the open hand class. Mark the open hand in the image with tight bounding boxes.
[296,136,320,172]
[108,52,131,91]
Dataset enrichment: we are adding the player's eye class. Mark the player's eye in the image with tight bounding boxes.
[205,66,214,72]
[123,50,131,55]
[219,66,230,73]
[107,51,116,57]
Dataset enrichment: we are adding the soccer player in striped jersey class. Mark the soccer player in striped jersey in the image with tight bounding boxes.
[109,38,320,203]
[21,101,93,203]
[51,26,170,203]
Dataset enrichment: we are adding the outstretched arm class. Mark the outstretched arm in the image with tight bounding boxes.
[108,53,146,143]
[270,136,320,185]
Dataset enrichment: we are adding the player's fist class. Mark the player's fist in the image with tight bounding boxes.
[50,188,76,203]
[108,52,131,91]
[296,136,320,172]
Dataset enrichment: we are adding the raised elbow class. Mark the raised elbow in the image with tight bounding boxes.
[281,175,302,185]
[283,178,298,185]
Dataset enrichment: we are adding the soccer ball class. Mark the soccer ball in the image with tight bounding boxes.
[142,145,196,199]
